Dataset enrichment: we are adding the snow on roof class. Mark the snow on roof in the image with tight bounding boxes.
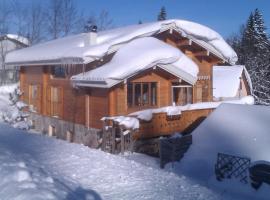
[5,19,237,66]
[180,103,270,182]
[71,37,199,87]
[213,65,252,98]
[4,34,29,46]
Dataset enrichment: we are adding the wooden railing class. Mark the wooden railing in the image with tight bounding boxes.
[135,108,214,139]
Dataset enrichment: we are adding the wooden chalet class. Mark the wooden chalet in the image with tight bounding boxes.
[5,20,252,148]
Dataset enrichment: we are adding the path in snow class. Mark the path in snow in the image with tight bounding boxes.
[0,123,245,200]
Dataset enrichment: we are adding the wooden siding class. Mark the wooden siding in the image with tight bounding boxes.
[134,108,214,139]
[19,31,227,133]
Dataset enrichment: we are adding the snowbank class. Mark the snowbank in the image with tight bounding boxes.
[0,122,233,200]
[180,103,270,181]
[71,37,199,86]
[6,19,237,65]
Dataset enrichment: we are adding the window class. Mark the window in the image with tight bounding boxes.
[52,66,66,78]
[127,82,157,107]
[29,84,40,112]
[196,83,209,102]
[31,85,38,99]
[172,86,193,106]
[50,86,62,117]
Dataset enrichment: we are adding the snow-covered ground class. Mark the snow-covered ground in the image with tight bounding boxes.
[0,84,267,199]
[0,123,231,200]
[0,122,268,200]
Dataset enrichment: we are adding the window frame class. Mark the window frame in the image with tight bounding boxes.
[51,65,67,79]
[127,82,157,108]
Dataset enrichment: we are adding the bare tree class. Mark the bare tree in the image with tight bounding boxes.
[13,1,46,45]
[62,0,79,36]
[47,0,63,39]
[84,10,113,32]
[0,0,12,35]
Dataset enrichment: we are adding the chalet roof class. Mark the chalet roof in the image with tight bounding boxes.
[1,34,29,46]
[213,65,252,98]
[5,19,237,66]
[71,37,199,87]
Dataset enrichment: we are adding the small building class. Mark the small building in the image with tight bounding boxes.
[5,19,252,147]
[0,34,29,85]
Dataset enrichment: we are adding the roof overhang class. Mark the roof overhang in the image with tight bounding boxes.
[72,64,197,89]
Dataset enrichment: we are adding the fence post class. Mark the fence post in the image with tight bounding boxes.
[111,126,116,154]
[120,127,124,154]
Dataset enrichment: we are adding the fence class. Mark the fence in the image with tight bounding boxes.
[101,121,136,154]
[215,153,251,184]
[159,134,192,168]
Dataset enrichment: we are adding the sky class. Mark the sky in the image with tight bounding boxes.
[22,0,270,39]
[74,0,270,38]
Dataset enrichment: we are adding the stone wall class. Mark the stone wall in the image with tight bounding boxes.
[29,112,101,148]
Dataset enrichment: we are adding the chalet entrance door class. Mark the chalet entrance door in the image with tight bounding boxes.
[172,86,192,106]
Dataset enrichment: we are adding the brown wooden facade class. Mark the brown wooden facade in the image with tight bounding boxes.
[19,31,247,136]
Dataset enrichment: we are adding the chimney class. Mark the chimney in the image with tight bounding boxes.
[84,25,97,46]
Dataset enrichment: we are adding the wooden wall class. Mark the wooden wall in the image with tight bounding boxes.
[135,108,214,139]
[20,66,110,129]
[20,30,227,132]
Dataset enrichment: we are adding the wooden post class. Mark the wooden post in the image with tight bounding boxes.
[120,127,124,154]
[101,120,107,151]
[130,130,135,153]
[111,125,116,154]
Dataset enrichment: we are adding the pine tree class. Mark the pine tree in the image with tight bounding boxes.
[157,6,167,21]
[228,9,270,105]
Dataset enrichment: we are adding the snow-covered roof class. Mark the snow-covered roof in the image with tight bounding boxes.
[213,65,252,98]
[180,103,270,181]
[2,34,29,46]
[71,37,199,87]
[5,19,237,66]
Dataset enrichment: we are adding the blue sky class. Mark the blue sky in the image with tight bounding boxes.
[75,0,270,38]
[22,0,270,38]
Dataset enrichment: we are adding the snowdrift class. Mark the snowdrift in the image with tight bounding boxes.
[181,104,270,181]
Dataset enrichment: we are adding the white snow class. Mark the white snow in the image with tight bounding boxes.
[213,65,252,98]
[71,37,199,86]
[6,19,237,65]
[0,122,242,200]
[0,84,31,129]
[176,103,270,199]
[101,116,140,130]
[6,34,29,46]
[130,96,255,122]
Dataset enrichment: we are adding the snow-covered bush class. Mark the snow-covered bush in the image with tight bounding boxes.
[0,85,31,130]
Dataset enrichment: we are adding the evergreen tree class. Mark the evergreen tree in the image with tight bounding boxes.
[157,6,167,21]
[229,9,270,105]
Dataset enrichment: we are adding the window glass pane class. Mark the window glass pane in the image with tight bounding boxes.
[135,83,141,106]
[53,66,66,78]
[127,83,133,107]
[196,85,202,102]
[31,85,38,99]
[187,87,193,104]
[151,83,157,106]
[142,83,149,105]
[52,87,58,102]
